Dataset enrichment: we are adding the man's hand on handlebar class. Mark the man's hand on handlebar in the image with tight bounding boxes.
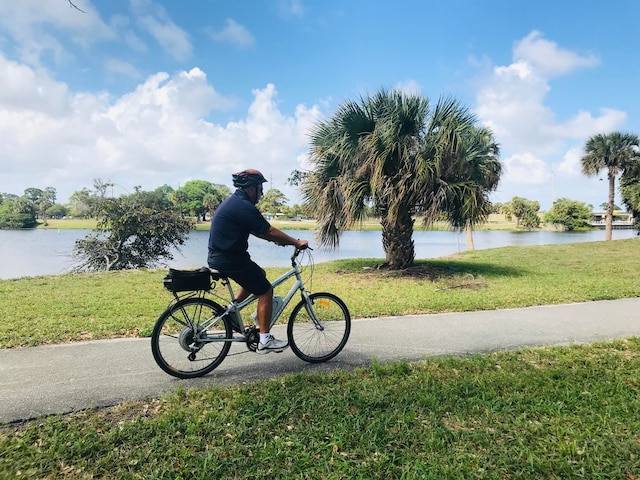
[294,239,309,250]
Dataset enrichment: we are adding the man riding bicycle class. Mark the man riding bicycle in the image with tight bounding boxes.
[207,169,308,354]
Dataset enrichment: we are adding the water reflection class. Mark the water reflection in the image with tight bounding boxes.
[0,228,637,279]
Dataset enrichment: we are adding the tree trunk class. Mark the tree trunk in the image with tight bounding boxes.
[465,222,475,250]
[380,206,415,269]
[606,172,615,241]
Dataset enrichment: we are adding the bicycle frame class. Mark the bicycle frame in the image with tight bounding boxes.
[196,249,320,344]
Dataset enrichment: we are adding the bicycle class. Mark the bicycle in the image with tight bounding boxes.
[151,247,351,379]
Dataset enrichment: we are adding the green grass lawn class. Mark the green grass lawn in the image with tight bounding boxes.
[1,239,639,479]
[1,239,638,349]
[1,340,638,478]
[0,239,640,480]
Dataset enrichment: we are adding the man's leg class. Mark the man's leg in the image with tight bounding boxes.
[256,286,274,334]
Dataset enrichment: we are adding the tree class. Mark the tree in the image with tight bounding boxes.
[67,188,95,218]
[581,132,640,240]
[38,187,57,224]
[257,188,289,216]
[504,197,541,229]
[0,197,37,229]
[543,198,592,230]
[430,126,501,250]
[620,156,640,229]
[303,89,501,269]
[23,188,44,206]
[174,180,225,222]
[73,189,193,271]
[46,203,68,219]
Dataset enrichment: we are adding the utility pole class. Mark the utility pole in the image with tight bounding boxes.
[550,164,555,207]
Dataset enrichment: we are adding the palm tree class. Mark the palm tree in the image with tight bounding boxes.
[303,89,501,268]
[426,125,501,250]
[581,132,640,240]
[620,154,640,229]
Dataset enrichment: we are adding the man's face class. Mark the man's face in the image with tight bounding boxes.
[250,183,264,204]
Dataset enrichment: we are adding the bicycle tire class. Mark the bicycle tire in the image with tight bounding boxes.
[151,297,232,378]
[287,292,351,363]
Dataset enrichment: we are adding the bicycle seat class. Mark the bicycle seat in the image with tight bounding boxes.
[208,268,226,281]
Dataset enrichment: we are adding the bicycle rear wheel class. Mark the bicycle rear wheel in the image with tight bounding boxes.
[287,292,351,363]
[151,297,232,378]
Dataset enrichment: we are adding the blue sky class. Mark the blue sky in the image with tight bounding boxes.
[1,0,638,210]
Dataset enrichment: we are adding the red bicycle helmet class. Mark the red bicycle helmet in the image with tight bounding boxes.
[232,169,267,188]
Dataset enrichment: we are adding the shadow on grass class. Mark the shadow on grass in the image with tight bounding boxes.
[331,258,526,281]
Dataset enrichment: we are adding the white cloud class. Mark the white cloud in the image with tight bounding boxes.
[513,31,599,78]
[277,0,305,18]
[0,56,320,204]
[474,31,625,208]
[552,108,627,139]
[105,58,141,79]
[209,19,255,48]
[557,146,582,175]
[502,152,550,186]
[393,79,422,96]
[136,7,192,61]
[0,0,115,66]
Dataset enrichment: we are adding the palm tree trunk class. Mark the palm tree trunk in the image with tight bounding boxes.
[380,207,415,269]
[465,222,475,250]
[606,172,615,241]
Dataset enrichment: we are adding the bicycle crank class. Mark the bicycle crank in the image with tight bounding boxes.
[245,326,260,352]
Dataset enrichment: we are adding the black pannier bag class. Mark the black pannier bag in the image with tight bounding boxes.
[163,267,212,292]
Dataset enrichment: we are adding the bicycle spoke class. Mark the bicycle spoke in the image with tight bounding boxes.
[288,293,350,363]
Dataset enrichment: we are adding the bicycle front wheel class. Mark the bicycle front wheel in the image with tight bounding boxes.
[287,292,351,363]
[151,297,232,379]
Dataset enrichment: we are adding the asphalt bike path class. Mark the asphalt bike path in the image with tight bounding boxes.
[2,298,639,423]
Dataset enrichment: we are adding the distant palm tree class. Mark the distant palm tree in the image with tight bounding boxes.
[620,153,640,229]
[428,125,501,249]
[303,89,501,268]
[581,132,640,240]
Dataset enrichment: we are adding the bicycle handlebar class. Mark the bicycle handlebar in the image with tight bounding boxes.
[291,245,312,265]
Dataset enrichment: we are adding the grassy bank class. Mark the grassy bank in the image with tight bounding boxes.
[40,217,525,231]
[1,239,639,349]
[1,339,638,478]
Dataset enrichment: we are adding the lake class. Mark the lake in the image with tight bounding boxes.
[0,228,637,280]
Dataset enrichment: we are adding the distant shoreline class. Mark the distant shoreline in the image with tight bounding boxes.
[35,217,561,233]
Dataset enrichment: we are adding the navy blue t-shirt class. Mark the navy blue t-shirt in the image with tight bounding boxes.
[208,189,271,258]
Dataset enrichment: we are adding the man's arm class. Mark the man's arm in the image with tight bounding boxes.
[256,226,308,249]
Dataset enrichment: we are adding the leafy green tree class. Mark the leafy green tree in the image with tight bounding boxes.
[45,204,68,218]
[257,188,289,215]
[620,156,640,229]
[504,197,540,229]
[170,189,189,214]
[174,180,225,222]
[0,197,37,228]
[543,198,593,230]
[154,184,175,200]
[581,131,640,240]
[303,89,501,268]
[73,189,193,271]
[67,188,95,218]
[202,193,222,220]
[38,187,57,223]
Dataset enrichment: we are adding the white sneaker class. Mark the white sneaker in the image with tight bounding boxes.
[256,335,289,354]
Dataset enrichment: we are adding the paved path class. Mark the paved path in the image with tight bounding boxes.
[1,298,639,423]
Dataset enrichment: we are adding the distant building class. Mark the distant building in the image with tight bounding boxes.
[590,211,635,229]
